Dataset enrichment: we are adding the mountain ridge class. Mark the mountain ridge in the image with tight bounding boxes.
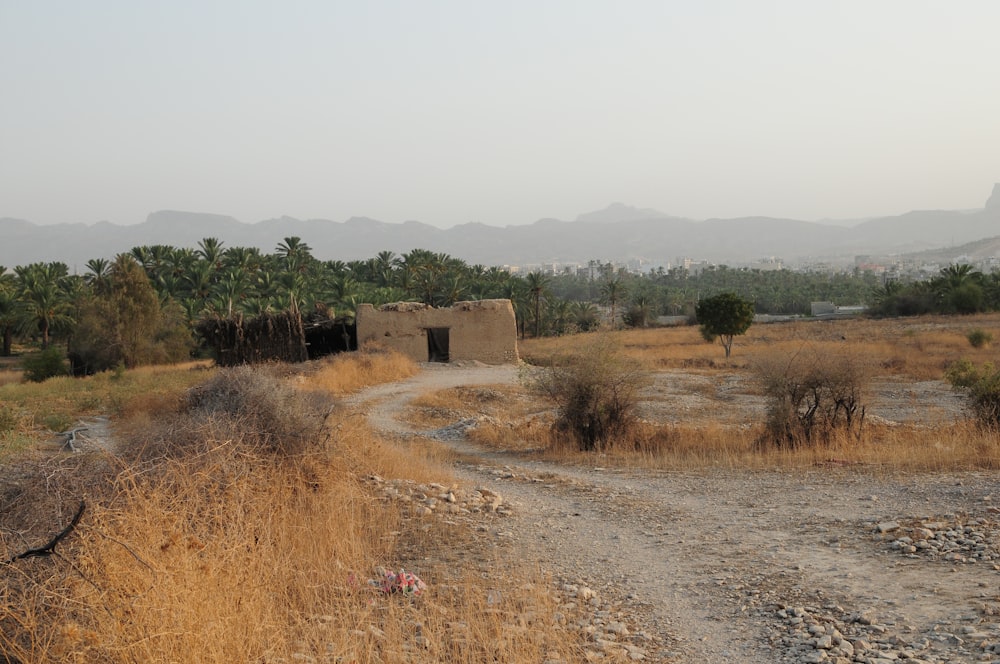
[2,187,999,269]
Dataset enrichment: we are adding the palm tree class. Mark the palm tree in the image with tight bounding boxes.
[277,271,307,314]
[624,295,653,328]
[276,236,313,274]
[373,250,398,287]
[196,237,225,268]
[937,263,978,290]
[933,264,984,314]
[524,271,551,338]
[14,262,75,349]
[84,258,112,295]
[211,270,248,317]
[325,275,360,306]
[222,246,263,274]
[183,260,216,303]
[252,268,281,312]
[547,298,572,335]
[0,271,19,356]
[570,301,600,331]
[439,274,468,306]
[600,276,628,329]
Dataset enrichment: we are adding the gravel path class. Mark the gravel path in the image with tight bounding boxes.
[347,363,1000,663]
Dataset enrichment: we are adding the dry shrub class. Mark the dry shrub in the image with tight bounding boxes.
[945,359,1000,431]
[528,335,649,451]
[967,328,994,349]
[307,346,418,395]
[122,364,331,461]
[753,346,872,449]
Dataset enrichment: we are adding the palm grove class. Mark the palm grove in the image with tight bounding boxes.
[2,236,999,377]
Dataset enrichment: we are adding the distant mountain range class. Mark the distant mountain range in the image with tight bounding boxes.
[3,185,999,270]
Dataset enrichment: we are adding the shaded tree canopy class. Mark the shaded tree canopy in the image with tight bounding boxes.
[69,254,191,373]
[695,292,755,358]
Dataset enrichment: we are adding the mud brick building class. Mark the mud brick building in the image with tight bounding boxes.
[355,299,518,364]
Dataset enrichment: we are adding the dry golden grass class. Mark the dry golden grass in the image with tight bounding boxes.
[520,313,1000,380]
[1,352,594,663]
[0,354,22,387]
[306,346,418,396]
[404,384,515,430]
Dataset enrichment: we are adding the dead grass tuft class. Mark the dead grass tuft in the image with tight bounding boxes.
[406,384,518,430]
[306,346,418,395]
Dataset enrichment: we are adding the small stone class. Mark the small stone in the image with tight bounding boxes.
[853,609,877,625]
[815,634,833,649]
[607,621,629,636]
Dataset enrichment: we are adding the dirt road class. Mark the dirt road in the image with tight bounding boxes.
[348,363,1000,663]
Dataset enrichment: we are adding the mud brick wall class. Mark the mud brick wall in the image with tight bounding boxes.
[355,299,519,364]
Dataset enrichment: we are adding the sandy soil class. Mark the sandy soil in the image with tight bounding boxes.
[347,362,1000,663]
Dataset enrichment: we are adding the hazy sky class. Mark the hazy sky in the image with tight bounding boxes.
[3,1,999,228]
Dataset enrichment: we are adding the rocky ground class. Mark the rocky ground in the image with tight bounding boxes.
[347,363,1000,664]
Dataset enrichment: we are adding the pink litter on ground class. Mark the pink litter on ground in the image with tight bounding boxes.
[369,569,426,596]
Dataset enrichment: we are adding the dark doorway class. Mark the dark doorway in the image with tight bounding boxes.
[304,319,356,359]
[426,327,450,362]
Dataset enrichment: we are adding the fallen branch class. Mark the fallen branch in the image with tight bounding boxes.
[58,427,89,452]
[4,500,86,564]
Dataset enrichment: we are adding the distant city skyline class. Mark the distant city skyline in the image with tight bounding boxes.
[2,1,999,228]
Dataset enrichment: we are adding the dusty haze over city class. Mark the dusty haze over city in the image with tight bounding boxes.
[2,2,999,229]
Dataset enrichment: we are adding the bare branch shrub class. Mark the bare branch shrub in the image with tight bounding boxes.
[527,335,649,451]
[754,347,871,448]
[124,364,331,461]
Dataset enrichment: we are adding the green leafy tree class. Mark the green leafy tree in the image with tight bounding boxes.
[695,292,755,358]
[22,346,68,382]
[70,255,192,372]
